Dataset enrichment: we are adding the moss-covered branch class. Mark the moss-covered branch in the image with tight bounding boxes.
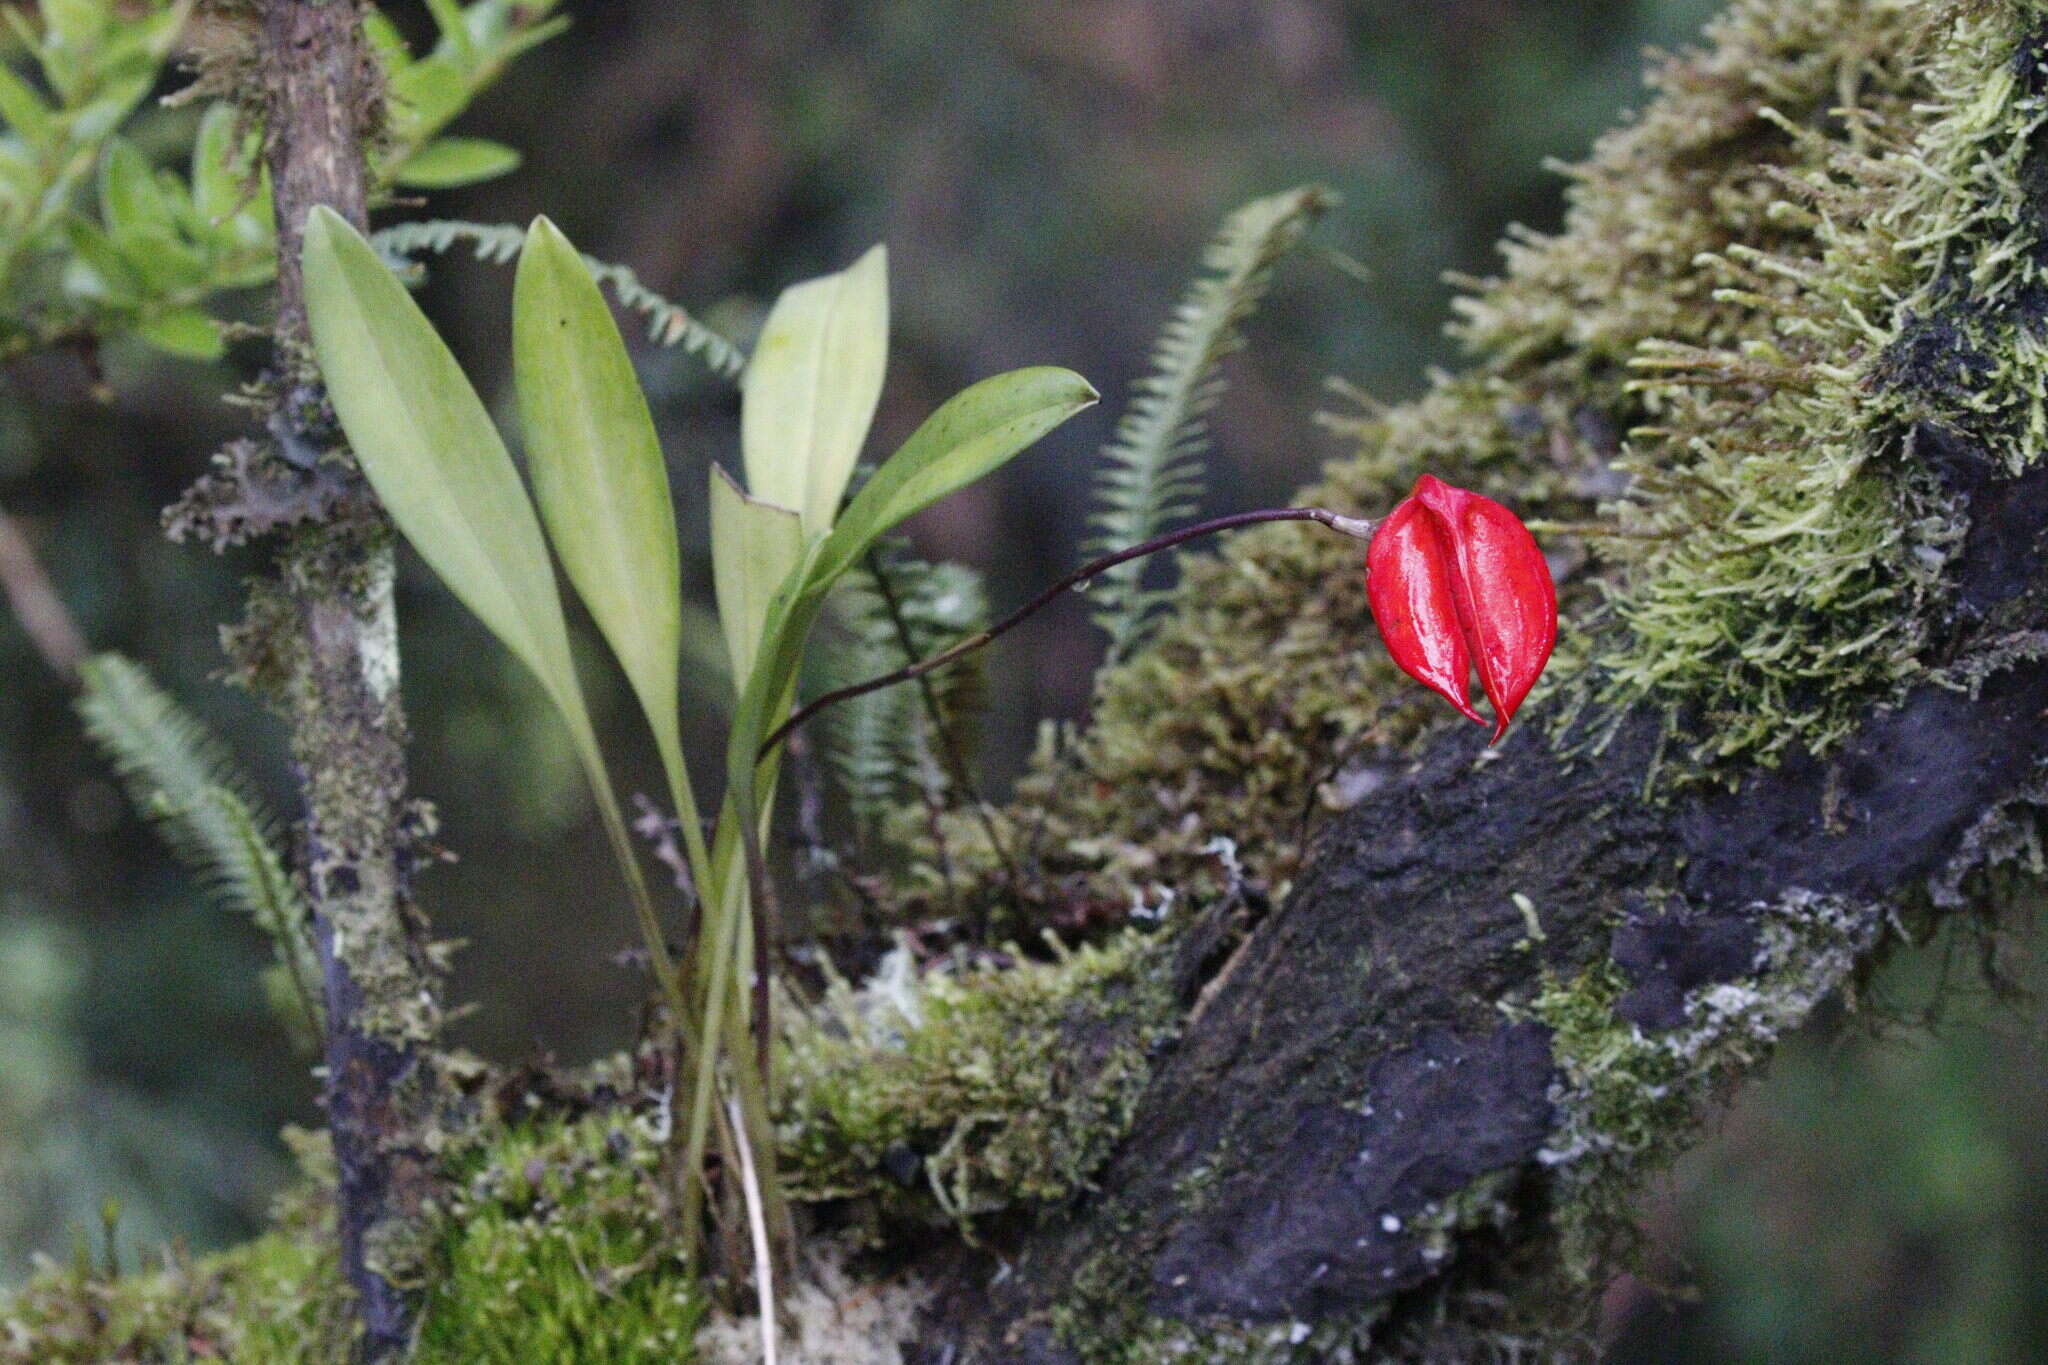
[216,3,448,1358]
[909,0,2048,1357]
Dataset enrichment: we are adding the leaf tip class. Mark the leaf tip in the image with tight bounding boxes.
[301,203,344,250]
[526,213,568,249]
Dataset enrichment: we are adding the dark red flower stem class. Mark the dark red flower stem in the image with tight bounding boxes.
[761,506,1377,759]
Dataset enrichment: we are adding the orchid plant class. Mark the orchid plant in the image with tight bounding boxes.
[300,210,1097,1289]
[300,206,1558,1321]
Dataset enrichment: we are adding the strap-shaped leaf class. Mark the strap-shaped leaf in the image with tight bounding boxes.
[724,365,1097,805]
[806,366,1098,591]
[741,244,888,537]
[514,215,704,849]
[709,464,805,692]
[301,205,584,726]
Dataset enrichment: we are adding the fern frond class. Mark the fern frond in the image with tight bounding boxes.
[76,654,322,1039]
[1085,184,1334,665]
[371,218,748,379]
[821,548,989,832]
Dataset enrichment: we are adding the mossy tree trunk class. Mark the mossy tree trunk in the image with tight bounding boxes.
[916,623,2048,1360]
[229,4,445,1359]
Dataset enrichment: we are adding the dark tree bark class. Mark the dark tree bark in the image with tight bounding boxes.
[251,5,443,1359]
[916,453,2048,1361]
[894,0,2048,1341]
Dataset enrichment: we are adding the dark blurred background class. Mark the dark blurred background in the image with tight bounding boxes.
[5,1,2046,1359]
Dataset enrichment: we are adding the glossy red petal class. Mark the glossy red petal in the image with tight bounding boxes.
[1413,475,1557,740]
[1366,496,1486,729]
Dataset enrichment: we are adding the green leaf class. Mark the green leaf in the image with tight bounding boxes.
[709,464,804,692]
[62,219,141,304]
[191,103,248,222]
[512,214,704,854]
[41,0,106,51]
[393,136,522,189]
[363,10,409,64]
[1086,184,1330,664]
[76,654,322,1043]
[300,206,585,726]
[0,63,54,150]
[306,210,690,1044]
[807,366,1098,590]
[190,111,236,220]
[99,140,177,242]
[386,58,468,144]
[722,366,1095,811]
[424,0,476,58]
[133,306,223,361]
[740,244,888,537]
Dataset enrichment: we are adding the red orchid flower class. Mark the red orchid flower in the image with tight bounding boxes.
[1366,474,1557,741]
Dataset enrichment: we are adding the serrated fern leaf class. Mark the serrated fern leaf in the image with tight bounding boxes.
[371,218,747,379]
[821,548,989,832]
[76,654,322,1038]
[1086,184,1333,665]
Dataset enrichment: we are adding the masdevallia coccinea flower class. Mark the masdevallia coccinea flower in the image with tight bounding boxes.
[1367,474,1558,741]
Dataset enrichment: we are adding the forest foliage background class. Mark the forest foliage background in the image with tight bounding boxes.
[2,1,2044,1360]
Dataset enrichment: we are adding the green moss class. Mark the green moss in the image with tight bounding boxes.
[0,930,1177,1362]
[1561,1,2048,770]
[904,0,1987,935]
[779,929,1181,1225]
[413,1114,706,1364]
[0,1137,351,1363]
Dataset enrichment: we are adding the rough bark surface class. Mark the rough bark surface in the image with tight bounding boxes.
[256,4,441,1359]
[917,452,2048,1361]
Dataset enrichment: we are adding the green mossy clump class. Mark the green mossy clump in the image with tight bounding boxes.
[0,1230,346,1364]
[779,929,1181,1225]
[1575,0,2048,767]
[412,1114,706,1364]
[0,1136,350,1364]
[921,0,1999,937]
[0,930,1180,1362]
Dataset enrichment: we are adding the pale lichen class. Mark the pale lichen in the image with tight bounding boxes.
[694,1240,927,1365]
[1527,891,1885,1284]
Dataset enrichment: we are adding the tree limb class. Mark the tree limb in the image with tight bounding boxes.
[917,451,2048,1361]
[245,4,444,1358]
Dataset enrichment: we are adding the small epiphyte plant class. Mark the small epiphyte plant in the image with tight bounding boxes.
[299,210,1097,1307]
[1366,474,1559,740]
[302,197,1558,1332]
[0,0,563,364]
